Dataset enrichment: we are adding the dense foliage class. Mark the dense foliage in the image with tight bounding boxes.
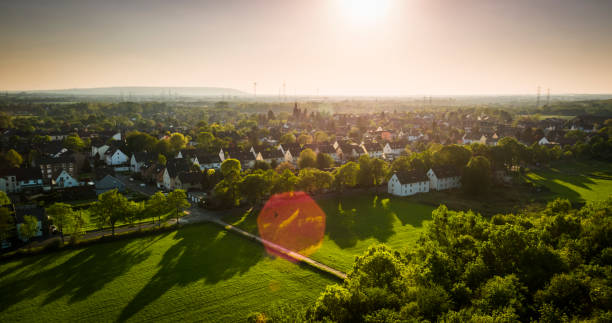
[306,198,612,322]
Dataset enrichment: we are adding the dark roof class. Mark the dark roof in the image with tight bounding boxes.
[38,155,75,165]
[179,172,203,184]
[394,171,428,184]
[197,153,222,164]
[133,152,157,163]
[431,166,461,178]
[0,168,43,181]
[363,142,383,152]
[166,158,191,177]
[95,175,125,191]
[226,151,255,161]
[261,150,284,159]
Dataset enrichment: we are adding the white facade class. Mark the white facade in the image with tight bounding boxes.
[427,168,462,191]
[105,149,129,166]
[55,170,79,188]
[538,137,551,145]
[91,144,109,159]
[130,154,142,173]
[387,173,429,197]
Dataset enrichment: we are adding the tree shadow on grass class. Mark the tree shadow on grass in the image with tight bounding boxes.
[0,234,161,313]
[530,172,596,203]
[118,223,264,322]
[324,195,396,249]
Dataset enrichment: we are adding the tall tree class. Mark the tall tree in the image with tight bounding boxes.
[239,174,268,206]
[166,189,190,227]
[0,191,10,205]
[463,156,492,196]
[46,203,73,243]
[0,207,14,242]
[333,162,360,192]
[20,215,39,249]
[147,191,169,227]
[90,189,129,237]
[4,149,23,168]
[316,153,334,170]
[298,148,317,169]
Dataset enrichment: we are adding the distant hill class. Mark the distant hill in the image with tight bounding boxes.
[28,86,249,97]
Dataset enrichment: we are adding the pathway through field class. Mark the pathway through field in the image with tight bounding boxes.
[185,208,347,280]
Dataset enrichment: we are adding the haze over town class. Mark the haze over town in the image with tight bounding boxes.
[2,0,612,95]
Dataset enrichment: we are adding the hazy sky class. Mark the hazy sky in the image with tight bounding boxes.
[1,0,611,95]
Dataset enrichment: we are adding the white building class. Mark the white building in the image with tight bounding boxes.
[427,167,462,191]
[538,137,551,145]
[387,171,430,197]
[54,170,79,188]
[105,148,129,166]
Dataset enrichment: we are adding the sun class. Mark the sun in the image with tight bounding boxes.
[338,0,392,25]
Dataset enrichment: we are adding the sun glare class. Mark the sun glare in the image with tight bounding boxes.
[338,0,392,25]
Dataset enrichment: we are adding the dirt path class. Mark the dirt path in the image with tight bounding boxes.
[187,208,347,280]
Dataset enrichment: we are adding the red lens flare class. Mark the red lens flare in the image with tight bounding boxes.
[257,191,326,260]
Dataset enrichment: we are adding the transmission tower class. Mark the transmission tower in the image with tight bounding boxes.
[253,82,257,97]
[536,86,541,108]
[546,88,550,106]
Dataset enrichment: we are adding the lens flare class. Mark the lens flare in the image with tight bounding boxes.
[257,191,326,259]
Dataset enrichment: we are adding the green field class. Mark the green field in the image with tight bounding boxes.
[0,223,335,322]
[311,195,435,272]
[227,193,436,273]
[526,160,612,203]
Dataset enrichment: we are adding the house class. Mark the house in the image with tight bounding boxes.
[538,137,551,145]
[161,158,191,190]
[362,142,384,158]
[175,172,204,191]
[0,168,45,193]
[105,148,129,166]
[15,205,46,242]
[54,169,79,188]
[387,171,430,196]
[427,167,462,191]
[39,155,76,180]
[462,133,487,145]
[130,152,157,173]
[95,175,126,195]
[383,142,406,157]
[196,154,222,170]
[90,137,111,160]
[257,149,285,165]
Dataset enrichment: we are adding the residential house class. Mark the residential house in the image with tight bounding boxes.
[427,167,462,191]
[362,142,384,158]
[387,171,430,197]
[538,137,551,145]
[105,148,129,167]
[54,169,79,188]
[257,149,285,165]
[175,172,204,191]
[95,175,126,195]
[130,152,157,173]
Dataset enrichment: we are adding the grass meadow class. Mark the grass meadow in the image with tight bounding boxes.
[227,193,436,273]
[0,223,335,322]
[525,160,612,203]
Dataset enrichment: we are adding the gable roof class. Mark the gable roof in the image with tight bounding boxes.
[394,171,428,184]
[430,166,461,178]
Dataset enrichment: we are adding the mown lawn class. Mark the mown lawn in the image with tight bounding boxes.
[0,223,335,322]
[225,193,435,273]
[525,160,612,203]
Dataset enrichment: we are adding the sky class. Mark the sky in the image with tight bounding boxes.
[1,0,612,96]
